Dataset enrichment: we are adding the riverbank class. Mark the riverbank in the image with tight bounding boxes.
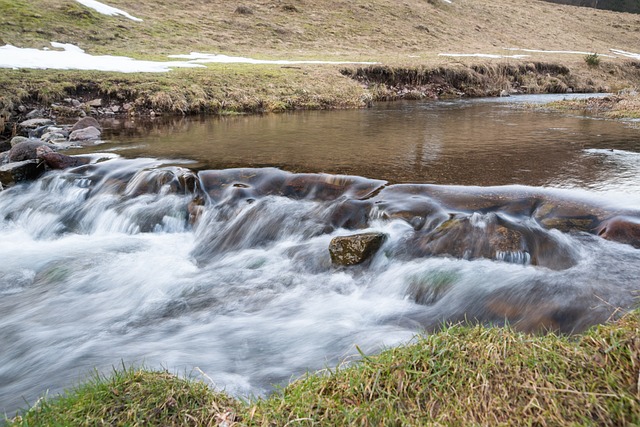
[3,0,640,140]
[2,58,640,141]
[7,309,639,426]
[538,91,640,119]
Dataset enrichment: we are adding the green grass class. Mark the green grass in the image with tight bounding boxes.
[8,310,640,426]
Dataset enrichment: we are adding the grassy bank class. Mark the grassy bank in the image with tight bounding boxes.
[8,310,640,426]
[2,0,640,135]
[540,91,640,119]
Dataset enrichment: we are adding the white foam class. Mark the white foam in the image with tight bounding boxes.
[75,0,143,22]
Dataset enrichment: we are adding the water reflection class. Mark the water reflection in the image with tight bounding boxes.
[72,94,640,190]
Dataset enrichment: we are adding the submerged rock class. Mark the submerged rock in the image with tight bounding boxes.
[597,216,640,248]
[329,232,387,266]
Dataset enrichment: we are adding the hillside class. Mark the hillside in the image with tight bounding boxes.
[1,0,640,130]
[543,0,640,14]
[2,0,639,60]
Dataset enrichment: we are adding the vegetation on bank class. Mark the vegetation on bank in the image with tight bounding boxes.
[8,310,640,426]
[540,92,640,119]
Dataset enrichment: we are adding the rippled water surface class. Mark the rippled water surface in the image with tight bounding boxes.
[2,95,640,416]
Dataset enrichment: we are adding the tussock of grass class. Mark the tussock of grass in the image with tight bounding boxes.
[541,92,640,119]
[9,310,640,426]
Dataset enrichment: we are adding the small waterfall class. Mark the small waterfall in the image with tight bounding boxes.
[1,157,640,415]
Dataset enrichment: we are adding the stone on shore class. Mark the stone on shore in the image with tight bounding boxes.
[70,117,102,133]
[69,126,101,141]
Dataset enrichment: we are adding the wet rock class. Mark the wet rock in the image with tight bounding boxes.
[0,140,9,153]
[329,232,387,266]
[410,213,577,270]
[69,126,101,141]
[19,118,53,131]
[70,117,102,133]
[597,216,640,248]
[9,136,30,147]
[41,131,67,143]
[188,196,205,225]
[38,151,90,170]
[8,140,52,162]
[0,159,45,185]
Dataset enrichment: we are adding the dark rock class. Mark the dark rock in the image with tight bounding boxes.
[0,160,45,185]
[597,216,640,248]
[410,213,577,270]
[69,126,101,141]
[70,116,102,132]
[38,151,90,170]
[0,140,9,153]
[8,140,52,162]
[329,232,387,266]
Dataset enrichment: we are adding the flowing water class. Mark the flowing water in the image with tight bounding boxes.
[2,94,640,415]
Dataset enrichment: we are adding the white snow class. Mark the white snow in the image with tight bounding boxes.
[610,49,640,60]
[168,52,377,65]
[0,43,203,73]
[75,0,143,22]
[0,43,377,73]
[439,53,530,59]
[505,48,616,58]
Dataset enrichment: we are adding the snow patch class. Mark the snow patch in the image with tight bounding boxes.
[168,52,377,65]
[75,0,143,22]
[610,49,640,60]
[0,43,377,73]
[0,43,203,73]
[439,53,529,59]
[505,48,616,58]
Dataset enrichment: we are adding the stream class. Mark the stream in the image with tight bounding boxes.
[1,94,640,415]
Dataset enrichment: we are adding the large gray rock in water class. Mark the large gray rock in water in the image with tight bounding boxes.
[8,140,53,162]
[69,126,101,141]
[0,159,45,185]
[70,116,101,133]
[329,232,387,266]
[19,118,53,130]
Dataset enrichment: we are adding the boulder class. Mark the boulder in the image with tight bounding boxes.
[38,151,91,170]
[597,216,640,248]
[25,109,44,119]
[69,126,101,141]
[0,160,45,185]
[70,116,101,133]
[10,136,30,147]
[8,140,53,162]
[329,232,387,266]
[19,118,53,130]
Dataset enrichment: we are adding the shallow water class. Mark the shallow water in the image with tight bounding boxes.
[2,95,640,416]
